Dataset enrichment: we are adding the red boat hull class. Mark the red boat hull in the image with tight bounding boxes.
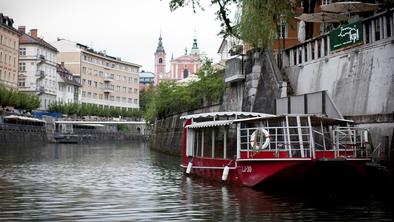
[182,157,369,187]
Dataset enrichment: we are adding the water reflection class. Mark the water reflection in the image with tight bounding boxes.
[0,143,392,221]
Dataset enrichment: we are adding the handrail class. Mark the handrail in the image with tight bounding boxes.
[284,8,394,67]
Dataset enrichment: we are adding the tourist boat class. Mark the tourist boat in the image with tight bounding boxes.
[180,112,372,187]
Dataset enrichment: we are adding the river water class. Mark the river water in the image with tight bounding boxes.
[0,142,392,221]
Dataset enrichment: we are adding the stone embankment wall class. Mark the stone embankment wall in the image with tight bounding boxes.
[0,124,47,145]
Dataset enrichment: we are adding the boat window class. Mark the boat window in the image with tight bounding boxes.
[226,125,237,159]
[214,127,224,158]
[193,129,203,157]
[203,128,212,158]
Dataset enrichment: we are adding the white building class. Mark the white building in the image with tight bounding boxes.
[56,63,81,104]
[52,39,141,110]
[18,27,58,110]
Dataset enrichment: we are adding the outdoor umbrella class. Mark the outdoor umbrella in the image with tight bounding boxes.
[295,12,348,23]
[321,1,379,14]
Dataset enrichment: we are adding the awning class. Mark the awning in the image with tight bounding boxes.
[4,115,46,123]
[180,112,275,120]
[186,120,233,129]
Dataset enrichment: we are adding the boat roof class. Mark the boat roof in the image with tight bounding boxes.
[4,115,46,123]
[186,120,233,128]
[180,112,275,120]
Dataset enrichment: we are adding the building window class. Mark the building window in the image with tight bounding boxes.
[123,87,126,93]
[134,78,138,84]
[82,67,86,74]
[134,88,138,94]
[87,92,92,98]
[278,22,288,39]
[88,80,92,86]
[19,48,26,56]
[94,81,97,88]
[82,91,86,97]
[128,88,132,93]
[19,62,26,72]
[128,98,132,103]
[159,58,163,63]
[134,99,138,104]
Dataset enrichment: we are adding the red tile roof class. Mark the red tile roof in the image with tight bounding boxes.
[19,33,58,52]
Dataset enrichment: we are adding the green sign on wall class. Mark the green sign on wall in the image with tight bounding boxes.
[329,21,363,51]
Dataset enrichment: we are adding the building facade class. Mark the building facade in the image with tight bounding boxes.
[56,63,81,104]
[154,34,201,84]
[52,39,141,109]
[139,70,155,90]
[18,27,58,110]
[0,13,20,90]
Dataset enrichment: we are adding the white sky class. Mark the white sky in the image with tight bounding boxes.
[0,0,225,72]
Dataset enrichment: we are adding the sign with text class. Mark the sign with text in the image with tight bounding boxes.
[329,21,363,51]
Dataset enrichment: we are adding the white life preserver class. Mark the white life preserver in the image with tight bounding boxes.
[250,128,270,150]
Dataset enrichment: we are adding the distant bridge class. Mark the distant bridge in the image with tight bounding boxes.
[54,120,146,125]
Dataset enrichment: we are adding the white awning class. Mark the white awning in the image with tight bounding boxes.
[4,115,46,123]
[186,120,233,129]
[180,112,275,120]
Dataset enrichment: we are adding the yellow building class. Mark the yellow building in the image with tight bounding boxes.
[52,39,141,109]
[0,13,21,90]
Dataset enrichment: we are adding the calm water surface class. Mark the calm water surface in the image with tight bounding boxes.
[0,142,392,221]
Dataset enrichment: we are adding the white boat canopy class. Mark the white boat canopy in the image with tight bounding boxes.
[180,112,275,120]
[4,115,46,123]
[186,120,234,129]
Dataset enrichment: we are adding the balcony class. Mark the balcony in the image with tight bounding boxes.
[38,54,45,64]
[103,74,114,82]
[35,70,45,79]
[37,86,45,94]
[101,85,114,93]
[283,8,394,67]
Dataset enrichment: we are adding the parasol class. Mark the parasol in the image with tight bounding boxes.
[321,1,379,14]
[295,12,348,23]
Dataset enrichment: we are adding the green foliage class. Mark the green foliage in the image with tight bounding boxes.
[0,85,41,111]
[145,57,224,122]
[168,0,293,49]
[48,101,142,119]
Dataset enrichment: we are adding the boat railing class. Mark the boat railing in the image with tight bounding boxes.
[239,125,371,159]
[333,127,371,158]
[240,126,314,158]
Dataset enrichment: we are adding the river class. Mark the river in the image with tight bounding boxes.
[0,142,392,221]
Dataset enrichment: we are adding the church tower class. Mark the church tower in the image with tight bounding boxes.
[154,33,166,85]
[190,35,200,56]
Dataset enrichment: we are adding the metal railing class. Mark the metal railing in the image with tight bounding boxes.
[284,8,394,67]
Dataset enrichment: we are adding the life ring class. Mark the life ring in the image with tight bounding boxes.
[250,128,270,150]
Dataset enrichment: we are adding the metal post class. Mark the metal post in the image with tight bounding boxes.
[224,128,227,159]
[201,129,204,157]
[320,120,326,151]
[371,19,376,42]
[296,116,304,158]
[314,40,318,59]
[236,123,241,159]
[286,116,292,158]
[308,116,315,159]
[212,129,215,158]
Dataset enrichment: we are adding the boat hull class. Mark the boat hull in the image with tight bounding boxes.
[182,158,369,187]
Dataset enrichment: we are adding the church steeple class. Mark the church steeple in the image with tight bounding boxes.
[156,33,165,53]
[190,34,199,55]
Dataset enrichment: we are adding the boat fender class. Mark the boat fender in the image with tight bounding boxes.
[250,128,270,150]
[186,161,193,175]
[221,165,230,182]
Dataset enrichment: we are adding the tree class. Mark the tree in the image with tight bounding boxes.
[168,0,293,48]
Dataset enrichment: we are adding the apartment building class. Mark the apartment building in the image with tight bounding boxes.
[52,39,141,109]
[57,63,81,104]
[0,13,21,90]
[18,27,58,110]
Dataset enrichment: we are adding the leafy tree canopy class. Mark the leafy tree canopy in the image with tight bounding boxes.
[168,0,293,48]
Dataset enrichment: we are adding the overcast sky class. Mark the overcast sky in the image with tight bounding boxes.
[0,0,225,72]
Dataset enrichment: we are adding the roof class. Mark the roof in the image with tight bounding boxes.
[180,112,275,120]
[19,33,58,52]
[57,64,82,87]
[186,120,233,128]
[139,71,155,78]
[4,115,46,123]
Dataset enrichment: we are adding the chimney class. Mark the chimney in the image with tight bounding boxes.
[30,29,38,38]
[18,26,25,33]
